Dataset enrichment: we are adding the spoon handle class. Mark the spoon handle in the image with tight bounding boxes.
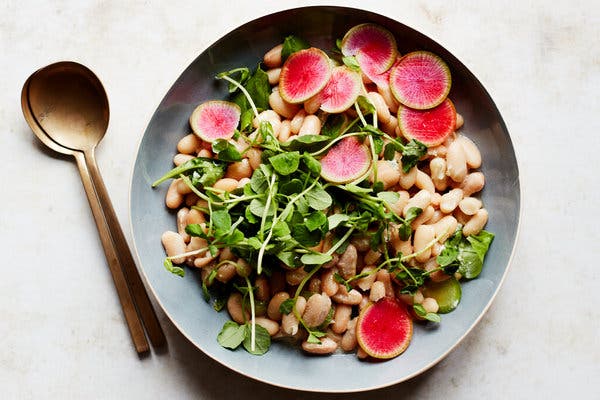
[84,148,166,348]
[73,151,149,354]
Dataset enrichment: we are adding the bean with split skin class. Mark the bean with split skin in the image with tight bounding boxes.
[459,197,482,215]
[457,135,481,168]
[176,207,190,243]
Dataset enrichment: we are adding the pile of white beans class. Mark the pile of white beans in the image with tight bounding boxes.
[160,43,488,357]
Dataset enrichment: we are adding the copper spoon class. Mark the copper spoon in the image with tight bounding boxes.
[21,61,165,353]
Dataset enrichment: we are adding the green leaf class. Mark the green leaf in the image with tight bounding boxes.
[249,197,275,217]
[372,136,384,155]
[356,95,376,116]
[383,142,397,160]
[212,139,242,162]
[239,108,255,132]
[185,223,207,238]
[301,252,332,265]
[279,298,296,315]
[281,35,310,61]
[272,220,291,239]
[280,135,331,152]
[400,139,427,172]
[342,55,361,72]
[244,65,270,110]
[280,178,303,195]
[211,209,232,235]
[425,312,441,323]
[405,207,423,223]
[466,230,495,262]
[250,168,268,194]
[217,68,250,91]
[305,211,327,232]
[217,321,246,349]
[321,113,348,138]
[377,191,400,205]
[152,157,225,187]
[243,323,271,355]
[275,251,296,267]
[292,224,322,247]
[163,258,185,277]
[327,213,350,230]
[269,151,300,175]
[301,153,321,175]
[306,186,332,210]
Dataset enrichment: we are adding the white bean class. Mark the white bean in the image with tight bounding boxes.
[446,139,468,182]
[414,225,435,263]
[332,304,352,334]
[463,208,489,236]
[266,68,281,85]
[177,133,201,155]
[176,208,190,243]
[254,317,280,337]
[173,153,194,166]
[302,337,338,355]
[457,135,481,168]
[403,189,431,217]
[281,296,307,335]
[430,157,448,191]
[416,168,435,194]
[302,293,332,328]
[161,231,186,264]
[460,172,485,196]
[298,114,321,136]
[263,44,283,68]
[369,281,386,302]
[440,188,464,214]
[165,180,183,209]
[267,292,290,321]
[290,109,306,134]
[269,89,300,119]
[340,318,358,351]
[367,91,391,124]
[458,197,482,215]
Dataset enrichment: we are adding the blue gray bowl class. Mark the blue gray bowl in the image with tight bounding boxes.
[130,6,520,392]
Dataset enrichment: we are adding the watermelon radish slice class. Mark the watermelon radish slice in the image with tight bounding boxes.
[279,47,332,104]
[364,57,401,88]
[319,66,363,113]
[189,100,240,142]
[341,23,398,76]
[356,298,413,359]
[390,51,451,110]
[319,137,371,184]
[398,99,457,146]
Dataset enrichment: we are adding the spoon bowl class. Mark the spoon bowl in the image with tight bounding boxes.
[25,61,109,151]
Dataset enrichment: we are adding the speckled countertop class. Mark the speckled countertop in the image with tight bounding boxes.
[1,1,599,398]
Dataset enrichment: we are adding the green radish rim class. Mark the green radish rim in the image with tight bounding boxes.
[389,51,452,110]
[423,277,462,314]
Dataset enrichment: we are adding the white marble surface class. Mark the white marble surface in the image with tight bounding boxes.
[1,1,599,398]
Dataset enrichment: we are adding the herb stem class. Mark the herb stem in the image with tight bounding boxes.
[219,75,260,118]
[245,277,256,352]
[308,131,366,157]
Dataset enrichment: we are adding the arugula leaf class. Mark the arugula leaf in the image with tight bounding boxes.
[281,35,310,61]
[217,321,246,349]
[152,157,225,187]
[163,258,185,277]
[243,323,271,355]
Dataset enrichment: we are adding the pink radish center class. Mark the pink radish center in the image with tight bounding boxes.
[320,67,361,112]
[391,52,450,108]
[399,99,456,146]
[280,49,330,102]
[320,137,370,182]
[196,103,239,139]
[360,299,411,356]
